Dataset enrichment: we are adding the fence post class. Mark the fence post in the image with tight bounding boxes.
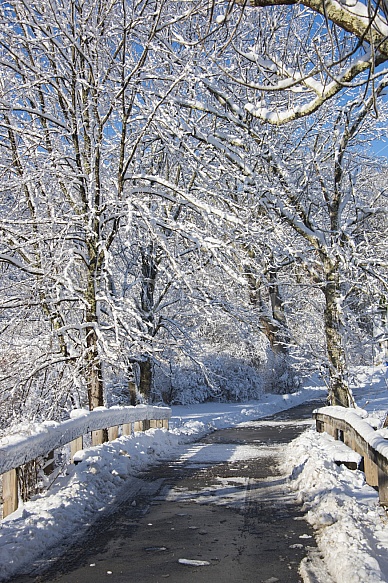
[3,468,18,518]
[343,432,354,450]
[327,421,338,440]
[134,420,151,432]
[108,426,119,441]
[92,429,108,446]
[378,469,388,506]
[122,423,132,436]
[70,436,83,462]
[364,456,379,487]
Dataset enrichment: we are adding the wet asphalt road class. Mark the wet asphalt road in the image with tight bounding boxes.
[13,400,324,583]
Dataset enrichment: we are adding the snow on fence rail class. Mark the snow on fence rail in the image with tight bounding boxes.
[0,405,171,519]
[313,406,388,505]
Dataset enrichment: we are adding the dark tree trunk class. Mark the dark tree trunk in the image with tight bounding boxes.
[134,243,158,402]
[139,357,153,403]
[267,266,290,354]
[129,380,137,406]
[85,263,104,411]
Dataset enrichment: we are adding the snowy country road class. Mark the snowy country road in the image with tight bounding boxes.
[13,401,324,583]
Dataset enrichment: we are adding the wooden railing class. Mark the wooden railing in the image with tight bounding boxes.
[313,406,388,506]
[0,405,171,519]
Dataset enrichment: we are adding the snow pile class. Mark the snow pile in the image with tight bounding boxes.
[312,434,362,465]
[285,428,388,583]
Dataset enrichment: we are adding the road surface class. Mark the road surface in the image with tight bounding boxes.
[13,400,324,583]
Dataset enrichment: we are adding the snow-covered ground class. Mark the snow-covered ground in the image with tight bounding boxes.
[0,366,387,582]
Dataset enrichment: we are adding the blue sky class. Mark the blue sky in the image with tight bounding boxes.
[370,138,388,157]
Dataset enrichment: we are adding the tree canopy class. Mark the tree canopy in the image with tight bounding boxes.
[0,0,387,428]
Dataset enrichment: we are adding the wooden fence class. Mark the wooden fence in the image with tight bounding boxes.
[0,405,171,519]
[313,406,388,506]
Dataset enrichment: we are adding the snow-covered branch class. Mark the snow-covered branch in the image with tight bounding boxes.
[0,254,44,276]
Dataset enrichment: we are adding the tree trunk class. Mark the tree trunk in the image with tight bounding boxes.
[129,380,137,406]
[267,266,290,354]
[134,244,158,403]
[323,257,353,407]
[139,357,153,403]
[85,263,104,411]
[245,260,289,355]
[85,325,104,410]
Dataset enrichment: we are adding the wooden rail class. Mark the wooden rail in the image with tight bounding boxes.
[313,406,388,506]
[0,405,171,519]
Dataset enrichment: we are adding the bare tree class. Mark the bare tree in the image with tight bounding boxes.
[0,0,199,414]
[205,0,388,122]
[157,14,388,404]
[0,0,257,418]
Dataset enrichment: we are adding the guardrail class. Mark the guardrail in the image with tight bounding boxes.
[313,406,388,506]
[0,405,171,519]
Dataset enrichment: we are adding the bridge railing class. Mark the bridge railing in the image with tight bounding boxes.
[0,405,171,519]
[313,406,388,506]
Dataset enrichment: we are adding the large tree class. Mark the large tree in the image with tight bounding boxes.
[0,0,200,414]
[155,8,388,405]
[0,0,256,421]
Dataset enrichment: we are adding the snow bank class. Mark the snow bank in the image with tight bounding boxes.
[0,427,180,581]
[285,428,388,582]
